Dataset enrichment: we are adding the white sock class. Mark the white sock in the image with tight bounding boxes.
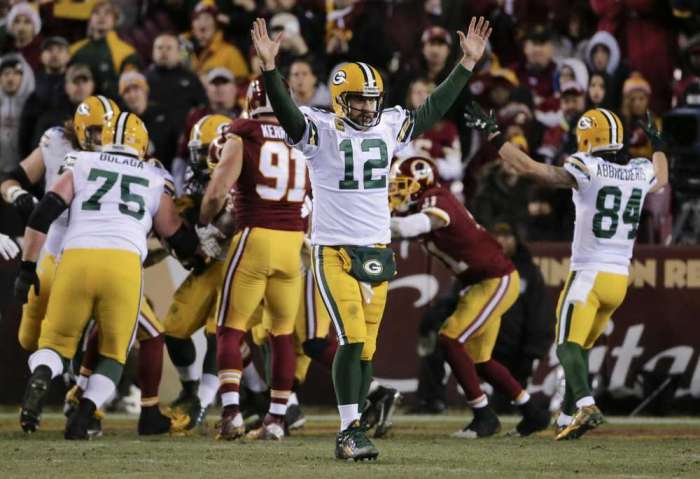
[468,394,488,409]
[221,391,239,407]
[243,362,267,393]
[557,413,572,427]
[338,403,360,431]
[197,373,219,408]
[287,392,299,406]
[82,374,116,409]
[175,364,201,382]
[77,375,89,390]
[513,391,530,406]
[576,396,595,408]
[28,349,64,378]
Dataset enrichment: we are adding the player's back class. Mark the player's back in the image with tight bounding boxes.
[62,148,166,261]
[565,152,656,274]
[229,117,307,232]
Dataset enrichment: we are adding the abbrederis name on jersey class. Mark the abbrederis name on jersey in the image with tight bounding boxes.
[61,149,166,262]
[564,152,656,275]
[291,106,414,246]
[40,127,75,256]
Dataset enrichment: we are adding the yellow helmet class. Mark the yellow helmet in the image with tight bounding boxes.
[330,62,384,130]
[101,112,149,158]
[188,114,231,171]
[74,95,120,151]
[576,108,624,153]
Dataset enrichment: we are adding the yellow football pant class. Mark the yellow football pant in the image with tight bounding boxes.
[39,248,142,364]
[217,227,304,336]
[18,253,57,351]
[441,271,520,363]
[137,296,164,341]
[164,260,223,339]
[556,270,628,349]
[312,245,388,361]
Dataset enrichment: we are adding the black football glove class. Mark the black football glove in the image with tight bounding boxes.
[638,110,666,152]
[464,101,501,136]
[14,260,39,304]
[9,189,37,224]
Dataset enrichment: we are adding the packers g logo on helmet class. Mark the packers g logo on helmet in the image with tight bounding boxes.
[101,112,149,158]
[332,70,347,85]
[576,108,624,153]
[74,95,120,151]
[188,114,231,171]
[330,62,384,130]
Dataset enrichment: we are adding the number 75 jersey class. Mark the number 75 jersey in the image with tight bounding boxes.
[564,153,657,275]
[291,106,414,246]
[61,150,167,262]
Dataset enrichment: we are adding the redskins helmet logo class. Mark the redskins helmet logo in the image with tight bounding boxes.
[577,116,593,130]
[77,103,91,116]
[410,159,434,182]
[332,70,347,85]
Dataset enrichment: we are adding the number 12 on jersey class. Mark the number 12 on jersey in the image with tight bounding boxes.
[338,138,388,190]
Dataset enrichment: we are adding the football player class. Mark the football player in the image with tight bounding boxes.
[389,156,551,438]
[14,112,199,439]
[252,15,491,459]
[464,103,668,439]
[198,77,308,441]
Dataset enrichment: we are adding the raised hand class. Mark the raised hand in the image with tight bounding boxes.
[464,101,500,136]
[251,18,282,71]
[637,110,666,152]
[458,16,492,71]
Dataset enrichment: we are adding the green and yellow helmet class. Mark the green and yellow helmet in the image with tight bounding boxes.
[330,62,385,130]
[576,108,624,153]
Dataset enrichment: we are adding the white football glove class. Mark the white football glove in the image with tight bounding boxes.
[195,223,225,258]
[0,233,19,260]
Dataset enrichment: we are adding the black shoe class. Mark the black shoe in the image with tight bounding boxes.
[20,366,52,434]
[285,404,306,431]
[65,398,96,440]
[452,406,501,439]
[361,386,401,438]
[240,387,270,431]
[138,406,172,435]
[169,381,199,413]
[186,397,209,431]
[86,412,103,439]
[509,401,551,437]
[335,420,379,461]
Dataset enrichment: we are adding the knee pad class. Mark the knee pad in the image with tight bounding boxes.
[302,337,329,360]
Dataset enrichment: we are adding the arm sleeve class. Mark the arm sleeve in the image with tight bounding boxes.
[261,68,307,144]
[411,64,472,139]
[563,153,593,191]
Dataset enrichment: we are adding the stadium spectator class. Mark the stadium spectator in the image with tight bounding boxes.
[557,58,588,95]
[511,26,557,114]
[288,56,330,108]
[540,81,586,163]
[586,72,611,109]
[32,63,95,148]
[119,71,180,169]
[269,12,309,71]
[673,33,700,108]
[18,36,70,157]
[0,55,34,174]
[69,0,140,99]
[145,33,207,137]
[621,73,657,159]
[3,2,43,72]
[182,1,249,80]
[584,30,627,109]
[213,0,257,55]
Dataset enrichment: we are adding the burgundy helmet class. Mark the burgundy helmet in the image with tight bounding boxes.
[389,156,439,212]
[246,77,274,118]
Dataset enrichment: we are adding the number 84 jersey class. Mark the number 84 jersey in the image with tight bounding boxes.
[564,152,657,275]
[61,149,167,262]
[291,106,414,246]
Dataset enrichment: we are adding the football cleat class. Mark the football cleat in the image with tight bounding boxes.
[138,406,173,436]
[169,382,198,414]
[64,398,97,440]
[361,386,401,438]
[20,366,52,433]
[63,384,83,418]
[507,401,551,437]
[246,414,285,440]
[555,405,604,441]
[335,420,379,461]
[185,397,209,431]
[452,406,501,439]
[87,409,104,438]
[285,404,306,431]
[215,410,245,441]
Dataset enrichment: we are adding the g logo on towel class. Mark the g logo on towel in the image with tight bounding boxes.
[363,259,383,276]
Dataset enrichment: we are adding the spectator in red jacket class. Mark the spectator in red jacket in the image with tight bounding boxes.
[511,26,557,109]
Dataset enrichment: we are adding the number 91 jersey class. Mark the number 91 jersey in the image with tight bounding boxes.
[61,150,166,262]
[228,118,308,232]
[564,153,657,274]
[291,105,414,246]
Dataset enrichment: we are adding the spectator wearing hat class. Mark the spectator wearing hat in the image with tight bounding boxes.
[539,81,587,164]
[32,63,95,148]
[3,2,43,72]
[182,1,249,80]
[0,55,34,173]
[269,12,309,71]
[584,30,628,110]
[18,36,71,157]
[288,56,330,108]
[120,71,180,170]
[511,26,557,113]
[622,73,659,159]
[69,0,141,99]
[145,33,206,139]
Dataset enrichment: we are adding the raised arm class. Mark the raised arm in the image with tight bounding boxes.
[252,18,306,143]
[638,111,669,193]
[411,17,491,138]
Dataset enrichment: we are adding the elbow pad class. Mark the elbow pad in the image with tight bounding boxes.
[27,192,67,234]
[166,223,199,261]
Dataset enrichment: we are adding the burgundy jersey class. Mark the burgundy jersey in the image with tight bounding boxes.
[229,118,308,231]
[418,185,514,286]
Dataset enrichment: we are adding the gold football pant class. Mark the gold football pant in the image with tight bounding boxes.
[38,248,142,364]
[312,245,388,361]
[440,271,520,363]
[556,270,628,349]
[137,296,164,341]
[18,253,57,351]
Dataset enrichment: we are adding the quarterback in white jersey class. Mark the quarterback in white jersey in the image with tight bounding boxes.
[465,104,668,440]
[252,16,492,459]
[15,112,199,439]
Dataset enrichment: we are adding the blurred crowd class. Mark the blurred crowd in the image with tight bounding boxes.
[1,0,699,243]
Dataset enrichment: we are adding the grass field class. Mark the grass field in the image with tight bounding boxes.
[1,411,699,478]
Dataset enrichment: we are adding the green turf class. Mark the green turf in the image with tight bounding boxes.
[1,412,699,478]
